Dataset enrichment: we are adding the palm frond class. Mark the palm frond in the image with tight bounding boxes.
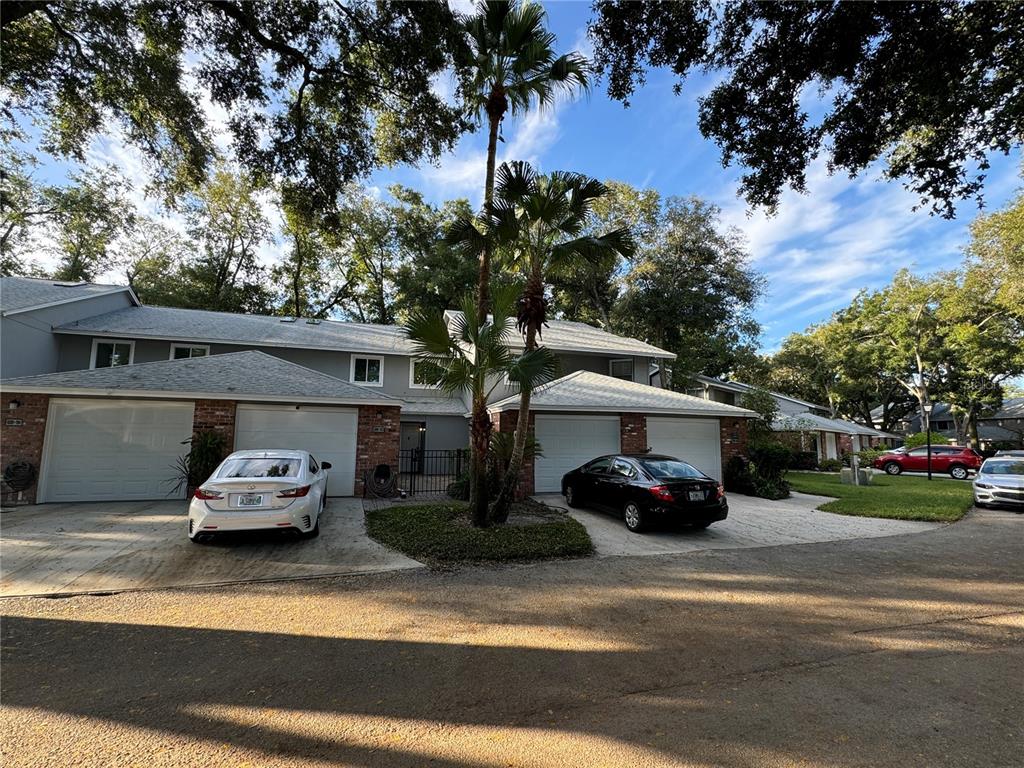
[504,346,560,393]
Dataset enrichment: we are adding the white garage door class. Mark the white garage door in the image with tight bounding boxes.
[41,399,195,503]
[646,417,722,481]
[533,415,620,493]
[234,405,358,496]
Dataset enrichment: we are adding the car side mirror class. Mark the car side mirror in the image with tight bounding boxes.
[320,462,332,470]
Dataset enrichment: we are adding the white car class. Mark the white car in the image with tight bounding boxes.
[973,456,1024,510]
[188,449,331,542]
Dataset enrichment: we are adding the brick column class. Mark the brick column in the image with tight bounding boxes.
[491,409,535,498]
[0,393,50,505]
[620,413,647,454]
[838,434,853,455]
[355,405,400,496]
[720,417,749,468]
[192,399,236,460]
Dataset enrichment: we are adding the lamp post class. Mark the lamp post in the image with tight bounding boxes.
[923,402,934,481]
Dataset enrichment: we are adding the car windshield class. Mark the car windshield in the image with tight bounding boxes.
[980,461,1024,475]
[220,458,299,478]
[639,459,704,479]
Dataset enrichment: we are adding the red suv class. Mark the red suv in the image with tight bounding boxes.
[872,446,982,480]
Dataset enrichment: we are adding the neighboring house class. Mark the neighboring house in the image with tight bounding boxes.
[687,374,897,460]
[889,398,1024,449]
[1,277,755,504]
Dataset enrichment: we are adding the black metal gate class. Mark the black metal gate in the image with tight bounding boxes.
[398,448,467,496]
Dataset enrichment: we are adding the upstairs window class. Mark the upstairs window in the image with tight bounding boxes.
[351,355,383,386]
[170,344,210,360]
[410,359,440,389]
[90,339,134,369]
[609,358,634,382]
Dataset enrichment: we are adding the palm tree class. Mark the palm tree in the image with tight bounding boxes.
[404,283,557,526]
[484,161,636,521]
[462,0,590,319]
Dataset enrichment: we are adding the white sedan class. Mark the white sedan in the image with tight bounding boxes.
[188,449,331,542]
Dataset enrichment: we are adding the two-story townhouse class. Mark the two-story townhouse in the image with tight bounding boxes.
[1,276,756,504]
[889,398,1024,450]
[687,374,894,459]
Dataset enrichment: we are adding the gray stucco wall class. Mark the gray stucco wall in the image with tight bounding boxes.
[1,292,135,379]
[399,414,469,451]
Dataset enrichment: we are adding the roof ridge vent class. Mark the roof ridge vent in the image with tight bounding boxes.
[305,318,321,325]
[280,316,296,323]
[53,281,88,288]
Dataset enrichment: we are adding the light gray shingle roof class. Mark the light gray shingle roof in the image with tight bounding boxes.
[489,371,755,416]
[399,398,469,416]
[693,374,827,411]
[772,411,882,437]
[1,276,135,316]
[0,350,397,404]
[444,310,675,359]
[56,305,415,355]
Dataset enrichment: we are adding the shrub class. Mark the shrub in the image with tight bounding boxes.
[167,431,227,496]
[853,448,886,466]
[818,458,842,472]
[749,442,792,485]
[789,450,818,470]
[726,444,792,499]
[724,455,755,495]
[903,432,932,449]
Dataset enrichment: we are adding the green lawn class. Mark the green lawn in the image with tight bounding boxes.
[365,501,593,564]
[787,471,973,522]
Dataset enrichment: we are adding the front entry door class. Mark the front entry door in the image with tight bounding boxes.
[400,422,425,473]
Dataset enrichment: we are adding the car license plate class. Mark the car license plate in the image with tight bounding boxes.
[688,490,704,502]
[238,494,264,507]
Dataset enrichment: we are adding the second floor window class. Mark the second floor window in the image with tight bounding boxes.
[410,359,440,389]
[351,355,383,386]
[91,339,134,369]
[171,344,210,360]
[609,358,634,382]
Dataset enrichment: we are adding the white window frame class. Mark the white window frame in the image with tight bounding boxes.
[408,359,440,390]
[169,343,211,360]
[350,354,384,387]
[89,338,135,369]
[609,358,634,382]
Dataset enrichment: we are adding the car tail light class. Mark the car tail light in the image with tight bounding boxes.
[278,484,311,498]
[714,484,726,500]
[194,487,223,500]
[649,485,674,502]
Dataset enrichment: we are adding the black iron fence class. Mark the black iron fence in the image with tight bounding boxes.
[398,448,467,496]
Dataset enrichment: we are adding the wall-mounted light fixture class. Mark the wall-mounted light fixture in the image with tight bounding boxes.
[8,400,21,411]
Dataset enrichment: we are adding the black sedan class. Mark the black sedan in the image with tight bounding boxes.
[560,454,728,533]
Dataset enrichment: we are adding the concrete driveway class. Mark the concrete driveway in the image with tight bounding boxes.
[0,498,421,597]
[535,491,941,556]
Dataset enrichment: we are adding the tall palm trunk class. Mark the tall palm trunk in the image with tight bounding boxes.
[468,89,507,525]
[490,267,542,523]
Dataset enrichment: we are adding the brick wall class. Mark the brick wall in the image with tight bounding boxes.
[491,409,536,497]
[0,393,50,505]
[192,399,237,461]
[720,417,749,469]
[355,405,400,496]
[838,434,853,455]
[620,413,647,454]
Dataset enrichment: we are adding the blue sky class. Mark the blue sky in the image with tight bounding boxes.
[20,1,1022,354]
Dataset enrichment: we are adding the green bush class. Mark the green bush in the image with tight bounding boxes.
[789,450,818,470]
[853,448,886,466]
[818,458,842,472]
[725,444,792,499]
[903,432,931,449]
[167,430,227,496]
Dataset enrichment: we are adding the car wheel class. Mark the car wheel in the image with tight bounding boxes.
[565,485,581,508]
[883,461,902,475]
[949,465,969,480]
[623,502,646,533]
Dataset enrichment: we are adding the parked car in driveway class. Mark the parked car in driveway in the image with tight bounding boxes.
[871,445,982,479]
[188,449,331,542]
[561,454,728,533]
[973,457,1024,509]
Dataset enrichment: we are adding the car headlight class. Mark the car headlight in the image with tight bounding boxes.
[974,482,992,489]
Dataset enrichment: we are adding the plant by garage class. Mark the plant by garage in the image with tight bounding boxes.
[168,431,227,496]
[722,388,792,499]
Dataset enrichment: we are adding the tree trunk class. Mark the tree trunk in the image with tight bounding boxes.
[468,391,491,527]
[477,113,501,321]
[490,268,542,524]
[466,89,507,524]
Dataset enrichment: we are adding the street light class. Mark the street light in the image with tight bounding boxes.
[923,402,934,481]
